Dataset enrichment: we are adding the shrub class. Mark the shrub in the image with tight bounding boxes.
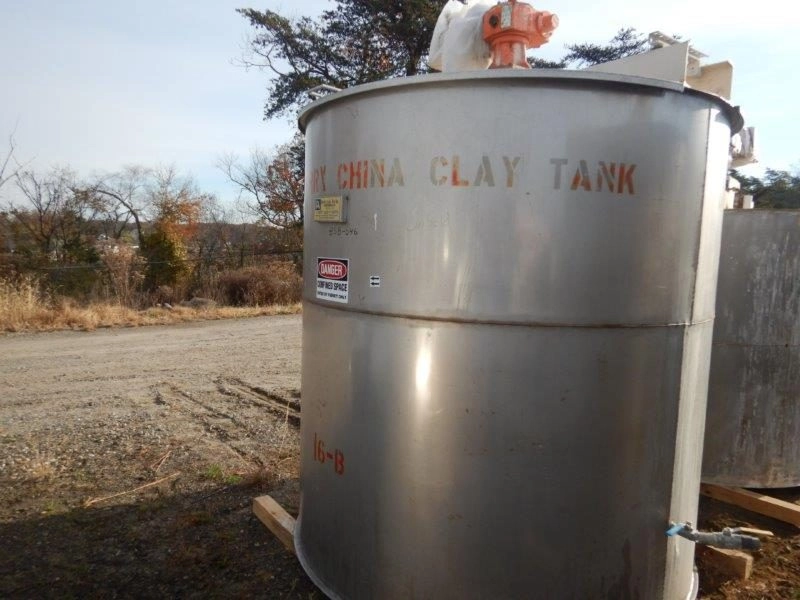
[216,262,302,306]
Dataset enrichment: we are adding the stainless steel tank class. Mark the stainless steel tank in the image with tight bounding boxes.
[702,209,800,488]
[297,70,740,599]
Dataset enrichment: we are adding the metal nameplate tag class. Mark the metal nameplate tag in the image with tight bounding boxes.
[314,196,348,223]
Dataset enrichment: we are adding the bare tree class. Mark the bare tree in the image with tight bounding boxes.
[0,127,31,198]
[189,196,236,281]
[11,167,102,262]
[84,165,153,243]
[218,134,304,230]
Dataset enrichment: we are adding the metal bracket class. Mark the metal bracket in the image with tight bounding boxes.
[308,85,343,100]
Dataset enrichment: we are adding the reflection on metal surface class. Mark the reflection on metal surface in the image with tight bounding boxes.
[702,210,800,488]
[414,341,432,407]
[297,71,736,599]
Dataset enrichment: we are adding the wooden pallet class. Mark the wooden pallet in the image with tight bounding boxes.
[701,484,800,528]
[253,495,297,554]
[697,546,754,581]
[252,487,788,583]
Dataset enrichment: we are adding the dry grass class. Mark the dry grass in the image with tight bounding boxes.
[24,450,59,482]
[0,277,301,333]
[0,276,49,329]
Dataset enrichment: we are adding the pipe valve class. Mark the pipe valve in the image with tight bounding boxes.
[666,522,769,551]
[482,0,558,69]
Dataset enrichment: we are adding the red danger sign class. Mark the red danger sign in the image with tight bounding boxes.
[316,257,350,304]
[318,259,348,280]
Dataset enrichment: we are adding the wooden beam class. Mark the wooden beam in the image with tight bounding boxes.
[697,546,753,581]
[701,484,800,528]
[253,495,296,553]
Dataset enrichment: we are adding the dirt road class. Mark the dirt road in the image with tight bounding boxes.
[0,316,319,599]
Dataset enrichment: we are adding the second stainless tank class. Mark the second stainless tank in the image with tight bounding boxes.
[702,209,800,487]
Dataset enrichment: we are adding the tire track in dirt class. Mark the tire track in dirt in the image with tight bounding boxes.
[151,374,302,470]
[215,377,301,427]
[152,383,263,466]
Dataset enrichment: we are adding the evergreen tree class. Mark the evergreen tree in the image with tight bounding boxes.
[238,0,447,119]
[732,168,800,209]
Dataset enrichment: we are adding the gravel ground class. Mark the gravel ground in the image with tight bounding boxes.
[0,316,318,599]
[0,315,797,599]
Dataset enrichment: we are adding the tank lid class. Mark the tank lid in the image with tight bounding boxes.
[298,69,743,133]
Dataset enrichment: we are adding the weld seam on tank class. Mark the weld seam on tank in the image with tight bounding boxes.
[713,342,800,348]
[304,298,714,329]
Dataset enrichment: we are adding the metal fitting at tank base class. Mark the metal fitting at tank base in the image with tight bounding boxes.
[666,522,761,550]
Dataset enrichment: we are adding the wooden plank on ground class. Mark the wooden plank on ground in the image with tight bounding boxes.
[701,484,800,528]
[253,495,296,553]
[697,546,753,581]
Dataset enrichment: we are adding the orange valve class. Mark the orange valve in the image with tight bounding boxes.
[482,0,558,69]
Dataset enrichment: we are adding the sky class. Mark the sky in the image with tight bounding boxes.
[1,0,797,207]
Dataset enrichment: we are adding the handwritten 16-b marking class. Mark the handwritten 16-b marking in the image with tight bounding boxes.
[313,432,345,475]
